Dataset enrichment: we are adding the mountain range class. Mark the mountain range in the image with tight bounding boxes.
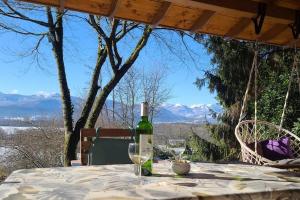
[0,92,222,124]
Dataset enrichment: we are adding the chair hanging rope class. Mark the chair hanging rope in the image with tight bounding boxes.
[254,48,258,153]
[296,57,300,94]
[238,47,259,153]
[239,50,258,123]
[279,52,298,129]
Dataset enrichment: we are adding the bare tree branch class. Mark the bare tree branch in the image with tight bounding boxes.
[73,46,107,141]
[31,34,46,54]
[87,25,152,127]
[119,26,152,74]
[116,23,139,42]
[110,19,122,69]
[88,15,108,40]
[0,21,47,36]
[1,1,49,27]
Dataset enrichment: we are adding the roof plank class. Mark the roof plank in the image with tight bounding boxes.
[17,0,299,47]
[108,0,120,18]
[252,0,300,10]
[225,17,252,37]
[189,10,215,32]
[166,0,294,24]
[258,24,288,41]
[151,1,172,28]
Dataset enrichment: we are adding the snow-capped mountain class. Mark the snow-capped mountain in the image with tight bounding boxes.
[156,103,221,123]
[0,92,82,120]
[0,92,222,123]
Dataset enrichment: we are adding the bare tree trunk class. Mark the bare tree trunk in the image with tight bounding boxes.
[69,47,107,163]
[87,26,152,128]
[112,89,115,121]
[87,74,125,128]
[47,9,74,166]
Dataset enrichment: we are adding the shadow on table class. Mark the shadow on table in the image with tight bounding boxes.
[153,170,300,183]
[153,173,262,181]
[192,189,300,199]
[265,171,300,183]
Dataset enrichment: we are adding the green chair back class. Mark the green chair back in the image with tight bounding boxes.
[88,128,134,165]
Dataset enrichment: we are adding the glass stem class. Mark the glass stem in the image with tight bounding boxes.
[139,164,142,178]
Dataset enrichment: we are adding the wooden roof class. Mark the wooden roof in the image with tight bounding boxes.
[19,0,300,47]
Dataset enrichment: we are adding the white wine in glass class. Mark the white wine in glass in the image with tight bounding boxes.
[168,139,186,160]
[128,143,151,178]
[129,155,151,166]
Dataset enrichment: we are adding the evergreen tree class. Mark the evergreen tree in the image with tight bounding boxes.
[195,36,300,160]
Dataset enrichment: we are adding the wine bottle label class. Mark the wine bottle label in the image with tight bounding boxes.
[139,134,153,156]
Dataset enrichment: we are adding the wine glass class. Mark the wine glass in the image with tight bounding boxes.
[128,143,152,178]
[167,139,186,160]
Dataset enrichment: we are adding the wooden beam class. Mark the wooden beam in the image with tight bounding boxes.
[80,128,96,138]
[166,0,295,24]
[99,129,132,137]
[151,1,171,28]
[226,17,251,37]
[258,23,287,41]
[252,0,300,10]
[189,10,215,32]
[19,0,295,25]
[59,0,65,12]
[16,0,300,47]
[285,37,300,48]
[18,0,111,16]
[276,0,300,10]
[108,0,120,18]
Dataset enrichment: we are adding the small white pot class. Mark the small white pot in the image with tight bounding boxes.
[171,160,191,175]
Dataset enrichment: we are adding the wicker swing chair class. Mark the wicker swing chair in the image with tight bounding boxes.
[235,49,300,166]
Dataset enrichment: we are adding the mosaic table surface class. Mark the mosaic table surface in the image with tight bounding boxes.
[1,161,300,200]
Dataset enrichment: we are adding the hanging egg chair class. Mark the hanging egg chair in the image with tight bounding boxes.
[235,120,300,165]
[235,49,300,166]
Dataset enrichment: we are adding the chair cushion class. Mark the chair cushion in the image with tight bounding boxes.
[259,136,294,161]
[246,136,293,161]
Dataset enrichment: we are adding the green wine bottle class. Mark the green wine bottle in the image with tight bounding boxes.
[135,102,153,176]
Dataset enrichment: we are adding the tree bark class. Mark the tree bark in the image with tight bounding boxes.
[87,26,152,128]
[69,47,107,163]
[47,9,74,166]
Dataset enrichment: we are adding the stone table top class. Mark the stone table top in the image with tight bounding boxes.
[1,161,300,200]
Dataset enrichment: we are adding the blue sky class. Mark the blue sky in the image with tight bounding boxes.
[0,12,217,106]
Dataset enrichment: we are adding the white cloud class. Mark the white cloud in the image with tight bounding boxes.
[36,91,55,98]
[174,103,183,107]
[190,104,204,108]
[9,89,19,94]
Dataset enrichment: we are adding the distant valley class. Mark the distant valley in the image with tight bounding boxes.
[0,92,222,124]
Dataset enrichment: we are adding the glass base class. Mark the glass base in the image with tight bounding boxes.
[133,164,140,176]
